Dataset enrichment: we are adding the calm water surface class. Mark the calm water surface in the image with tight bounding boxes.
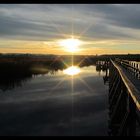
[0,65,108,136]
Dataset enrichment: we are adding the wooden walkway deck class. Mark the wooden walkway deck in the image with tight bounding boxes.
[109,59,140,136]
[113,60,140,111]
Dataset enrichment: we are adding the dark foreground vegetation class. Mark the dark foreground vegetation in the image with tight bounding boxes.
[0,54,96,77]
[0,54,96,91]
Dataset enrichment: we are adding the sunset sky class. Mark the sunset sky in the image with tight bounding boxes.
[0,4,140,55]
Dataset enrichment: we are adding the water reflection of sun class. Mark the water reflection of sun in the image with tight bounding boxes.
[63,66,81,76]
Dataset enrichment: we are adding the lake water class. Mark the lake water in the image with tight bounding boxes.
[0,65,108,136]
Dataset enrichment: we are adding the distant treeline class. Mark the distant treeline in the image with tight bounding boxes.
[1,53,140,61]
[95,54,140,61]
[0,53,140,78]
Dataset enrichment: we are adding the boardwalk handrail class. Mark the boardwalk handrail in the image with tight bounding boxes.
[115,58,140,79]
[111,59,140,111]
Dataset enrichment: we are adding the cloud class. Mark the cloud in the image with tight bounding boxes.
[0,4,140,54]
[0,4,140,41]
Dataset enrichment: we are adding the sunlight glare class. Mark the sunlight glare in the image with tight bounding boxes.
[59,38,82,53]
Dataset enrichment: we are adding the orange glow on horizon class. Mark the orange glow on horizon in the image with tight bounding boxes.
[0,39,140,55]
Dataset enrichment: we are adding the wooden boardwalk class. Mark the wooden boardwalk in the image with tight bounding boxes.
[108,59,140,136]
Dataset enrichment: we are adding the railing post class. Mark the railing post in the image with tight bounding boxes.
[128,95,136,136]
[118,83,128,136]
[136,64,139,78]
[139,63,140,79]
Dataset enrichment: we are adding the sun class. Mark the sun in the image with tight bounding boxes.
[58,37,82,53]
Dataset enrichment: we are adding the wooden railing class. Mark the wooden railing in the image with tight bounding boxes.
[108,59,140,136]
[115,58,140,79]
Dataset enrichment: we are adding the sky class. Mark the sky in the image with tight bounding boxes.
[0,4,140,55]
